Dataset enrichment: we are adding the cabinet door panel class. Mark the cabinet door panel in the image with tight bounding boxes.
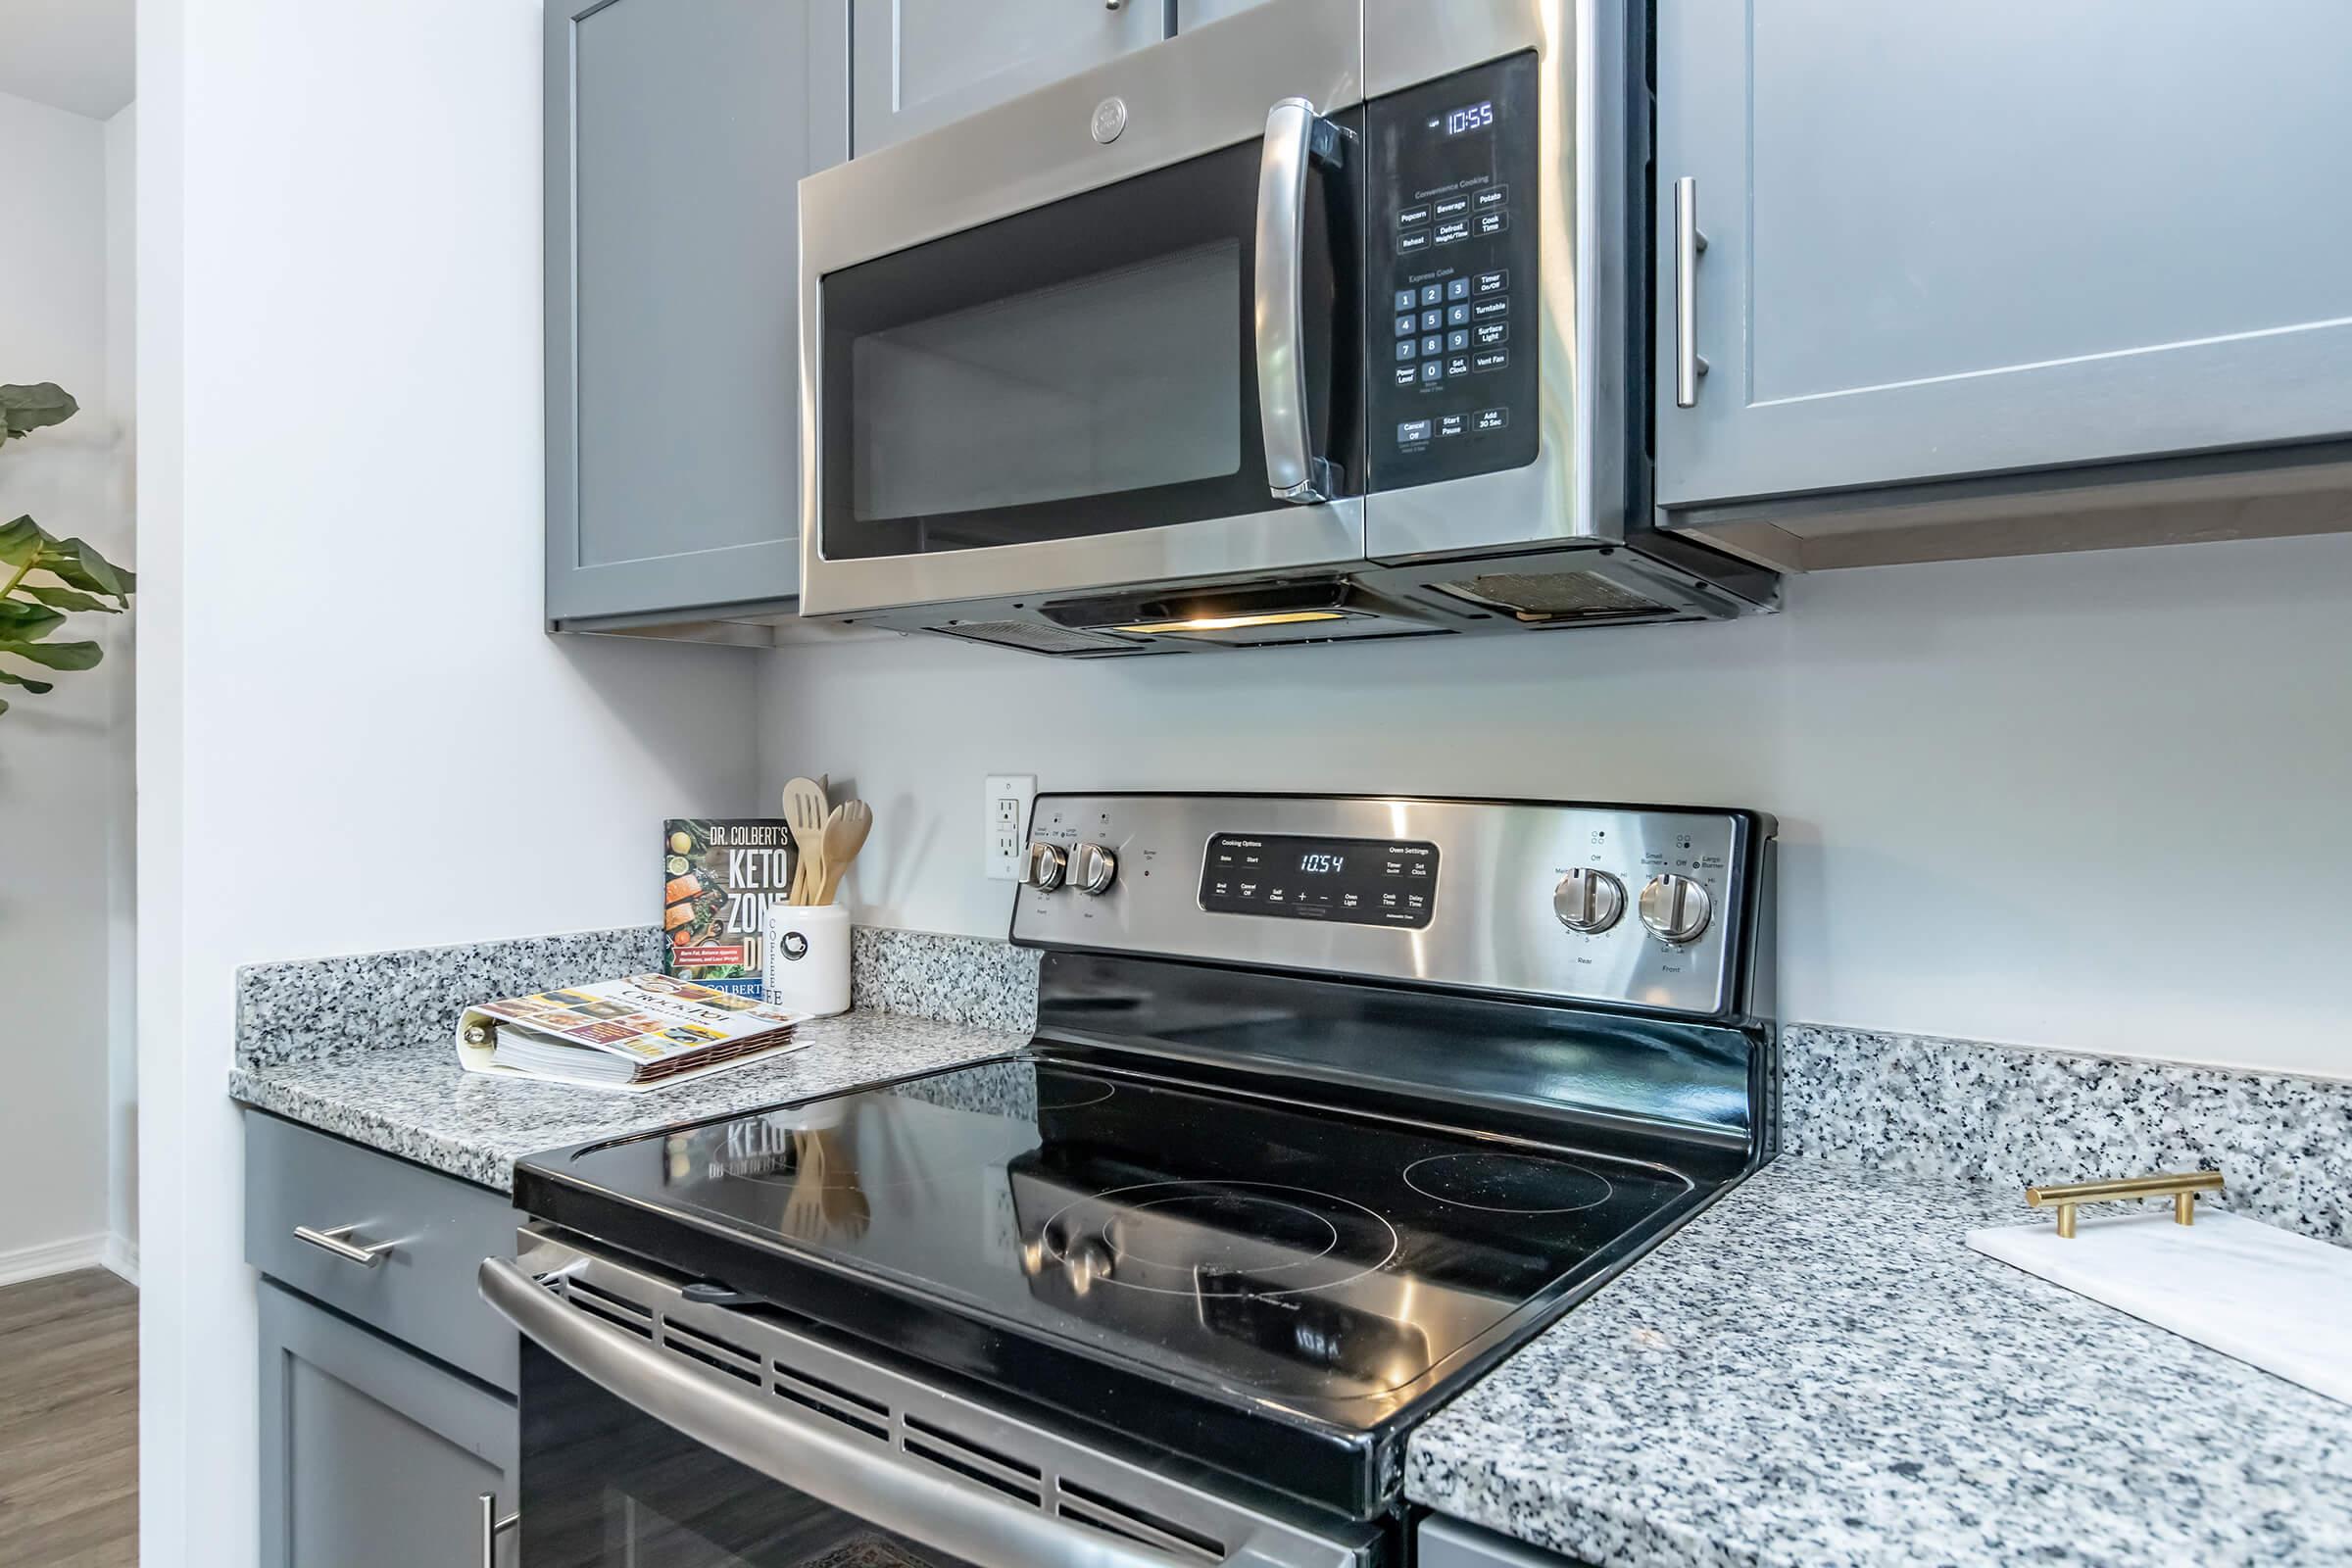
[1657,0,2352,508]
[547,0,850,623]
[850,0,1163,155]
[259,1283,519,1568]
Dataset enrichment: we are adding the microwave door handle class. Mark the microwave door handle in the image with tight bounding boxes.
[481,1258,1214,1568]
[1254,97,1335,506]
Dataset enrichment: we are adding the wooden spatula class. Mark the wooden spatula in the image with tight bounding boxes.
[781,776,829,905]
[816,801,873,906]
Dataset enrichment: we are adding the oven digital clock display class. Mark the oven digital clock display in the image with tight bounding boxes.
[1199,833,1437,927]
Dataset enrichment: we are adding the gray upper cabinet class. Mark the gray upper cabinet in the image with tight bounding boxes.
[546,0,850,626]
[1171,0,1276,26]
[1656,0,2352,516]
[850,0,1166,156]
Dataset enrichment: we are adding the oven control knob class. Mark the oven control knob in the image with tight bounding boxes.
[1551,868,1626,933]
[1024,842,1068,892]
[1639,874,1713,945]
[1071,842,1118,896]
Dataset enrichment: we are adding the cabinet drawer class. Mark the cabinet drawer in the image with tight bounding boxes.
[244,1111,520,1393]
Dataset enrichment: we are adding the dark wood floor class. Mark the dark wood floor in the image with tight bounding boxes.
[0,1268,138,1566]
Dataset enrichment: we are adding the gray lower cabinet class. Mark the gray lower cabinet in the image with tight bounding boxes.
[849,0,1167,156]
[545,0,851,627]
[245,1110,523,1567]
[1656,0,2352,523]
[1419,1516,1588,1567]
[259,1283,519,1568]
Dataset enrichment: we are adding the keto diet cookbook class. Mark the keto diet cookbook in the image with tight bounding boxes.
[456,974,807,1092]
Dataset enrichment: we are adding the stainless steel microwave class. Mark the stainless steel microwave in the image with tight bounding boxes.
[796,0,1777,656]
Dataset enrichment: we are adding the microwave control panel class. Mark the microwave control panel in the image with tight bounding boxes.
[1364,52,1542,490]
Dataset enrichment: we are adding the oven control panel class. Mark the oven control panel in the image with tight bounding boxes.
[1198,833,1438,928]
[1012,794,1771,1019]
[1364,52,1541,491]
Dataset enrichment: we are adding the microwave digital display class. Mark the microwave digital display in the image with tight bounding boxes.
[1441,100,1496,136]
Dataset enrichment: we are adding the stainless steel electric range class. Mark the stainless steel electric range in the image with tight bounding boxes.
[485,793,1777,1568]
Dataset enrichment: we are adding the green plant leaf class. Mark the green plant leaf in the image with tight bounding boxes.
[0,668,56,694]
[0,638,102,671]
[19,583,116,614]
[0,601,66,640]
[0,695,11,716]
[0,383,79,442]
[37,536,133,604]
[0,515,51,570]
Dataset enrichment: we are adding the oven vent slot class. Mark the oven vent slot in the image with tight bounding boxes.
[1058,1480,1227,1564]
[902,1413,1044,1504]
[661,1318,761,1385]
[559,1276,654,1339]
[774,1365,892,1442]
[1432,569,1672,623]
[531,1249,1282,1566]
[926,619,1141,656]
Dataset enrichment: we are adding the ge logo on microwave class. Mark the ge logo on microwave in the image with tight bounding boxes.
[1091,97,1128,144]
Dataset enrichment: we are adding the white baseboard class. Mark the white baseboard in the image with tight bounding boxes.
[0,1232,114,1289]
[102,1233,139,1287]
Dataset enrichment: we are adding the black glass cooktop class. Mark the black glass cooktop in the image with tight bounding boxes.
[520,1056,1707,1431]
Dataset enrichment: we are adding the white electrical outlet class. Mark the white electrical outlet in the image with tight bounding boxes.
[984,774,1036,880]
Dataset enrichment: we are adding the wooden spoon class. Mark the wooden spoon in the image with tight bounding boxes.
[816,800,873,906]
[781,776,829,905]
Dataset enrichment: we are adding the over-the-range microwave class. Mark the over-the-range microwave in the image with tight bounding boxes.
[796,0,1777,656]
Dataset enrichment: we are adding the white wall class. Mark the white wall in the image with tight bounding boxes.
[138,2,764,1559]
[0,85,136,1280]
[104,99,139,1265]
[760,530,2352,1080]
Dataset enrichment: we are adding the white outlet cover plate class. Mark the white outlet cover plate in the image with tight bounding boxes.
[984,774,1036,880]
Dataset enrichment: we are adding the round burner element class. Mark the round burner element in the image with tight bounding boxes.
[1034,1073,1116,1111]
[1117,1192,1340,1270]
[1402,1152,1615,1215]
[1038,1180,1399,1298]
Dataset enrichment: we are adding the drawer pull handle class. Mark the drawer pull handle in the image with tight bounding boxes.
[2025,1170,2224,1239]
[477,1493,519,1567]
[292,1222,396,1267]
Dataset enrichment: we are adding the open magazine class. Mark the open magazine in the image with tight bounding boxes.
[456,974,808,1093]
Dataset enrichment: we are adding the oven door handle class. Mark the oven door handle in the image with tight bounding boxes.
[1254,97,1340,506]
[481,1257,1282,1568]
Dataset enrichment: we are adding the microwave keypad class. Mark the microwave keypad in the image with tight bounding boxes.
[1365,53,1540,490]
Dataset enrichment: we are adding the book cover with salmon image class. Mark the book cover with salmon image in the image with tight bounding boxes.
[662,819,796,996]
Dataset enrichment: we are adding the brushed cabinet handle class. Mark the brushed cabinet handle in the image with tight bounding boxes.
[1673,175,1710,409]
[291,1222,395,1267]
[477,1493,519,1568]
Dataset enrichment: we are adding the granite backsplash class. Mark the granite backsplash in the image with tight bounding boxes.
[237,928,2348,1242]
[235,924,1036,1070]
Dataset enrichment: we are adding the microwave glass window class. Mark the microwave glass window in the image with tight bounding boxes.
[816,122,1359,563]
[850,239,1243,522]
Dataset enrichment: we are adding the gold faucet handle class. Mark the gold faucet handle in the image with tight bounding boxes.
[2024,1170,2224,1239]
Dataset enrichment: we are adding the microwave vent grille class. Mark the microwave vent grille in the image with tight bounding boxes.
[1435,569,1670,623]
[927,619,1139,655]
[538,1264,1232,1565]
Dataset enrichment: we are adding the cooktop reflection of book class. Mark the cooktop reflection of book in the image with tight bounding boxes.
[455,974,808,1093]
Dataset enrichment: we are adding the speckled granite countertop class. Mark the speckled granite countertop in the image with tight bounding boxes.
[230,1010,1026,1191]
[1406,1158,2352,1567]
